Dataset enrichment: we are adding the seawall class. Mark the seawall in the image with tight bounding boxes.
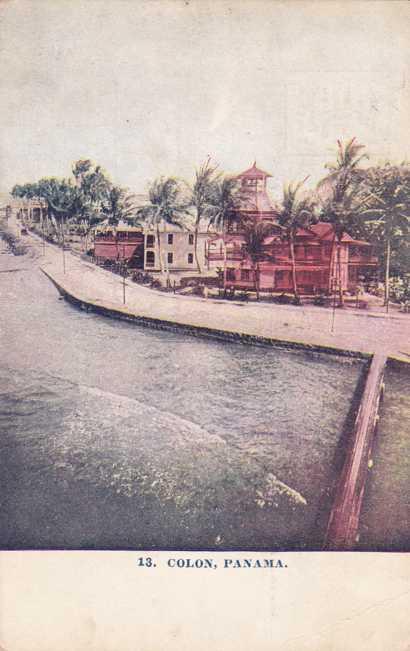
[41,268,370,360]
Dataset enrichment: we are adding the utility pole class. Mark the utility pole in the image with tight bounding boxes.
[330,277,338,333]
[41,212,46,256]
[62,217,66,274]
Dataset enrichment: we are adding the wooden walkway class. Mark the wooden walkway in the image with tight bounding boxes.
[324,353,387,550]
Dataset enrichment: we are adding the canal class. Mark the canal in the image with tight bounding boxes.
[0,242,366,550]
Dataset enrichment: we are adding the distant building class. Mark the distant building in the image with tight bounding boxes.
[14,198,48,224]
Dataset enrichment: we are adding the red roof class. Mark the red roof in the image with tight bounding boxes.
[295,227,316,238]
[309,222,335,241]
[309,223,372,246]
[263,235,282,245]
[342,236,372,246]
[340,232,356,243]
[237,162,272,179]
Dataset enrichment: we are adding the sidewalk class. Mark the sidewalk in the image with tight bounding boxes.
[8,219,410,361]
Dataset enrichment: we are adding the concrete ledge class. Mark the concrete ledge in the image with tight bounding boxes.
[41,268,371,361]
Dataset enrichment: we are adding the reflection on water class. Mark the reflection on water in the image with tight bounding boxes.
[0,246,365,549]
[359,364,410,551]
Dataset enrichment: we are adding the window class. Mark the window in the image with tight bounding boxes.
[167,252,173,264]
[188,234,194,245]
[226,268,236,281]
[188,253,193,264]
[241,269,250,281]
[168,234,173,245]
[146,251,155,267]
[146,234,155,247]
[305,246,320,261]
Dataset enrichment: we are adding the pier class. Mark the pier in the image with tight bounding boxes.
[324,353,387,550]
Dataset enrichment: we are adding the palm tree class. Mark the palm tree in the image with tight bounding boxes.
[242,219,276,300]
[278,178,315,302]
[207,176,241,233]
[359,164,410,312]
[137,177,187,274]
[318,138,368,305]
[34,178,77,244]
[102,186,138,226]
[189,158,219,273]
[71,159,111,246]
[207,175,241,286]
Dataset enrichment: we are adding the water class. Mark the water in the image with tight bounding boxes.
[0,241,365,549]
[359,363,410,551]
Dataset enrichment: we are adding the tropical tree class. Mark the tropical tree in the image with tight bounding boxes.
[79,164,110,208]
[358,164,410,311]
[71,160,111,241]
[206,175,241,285]
[207,175,241,233]
[242,219,276,299]
[11,182,38,201]
[72,159,93,184]
[278,178,315,302]
[137,176,188,274]
[36,177,78,245]
[102,186,138,226]
[189,158,219,272]
[317,138,368,305]
[12,159,112,246]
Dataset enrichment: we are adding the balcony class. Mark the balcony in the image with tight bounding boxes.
[207,248,244,262]
[349,254,378,265]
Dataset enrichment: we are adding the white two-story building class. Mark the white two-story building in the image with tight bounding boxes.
[144,227,210,274]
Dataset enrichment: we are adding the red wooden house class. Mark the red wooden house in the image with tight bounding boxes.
[206,164,378,295]
[93,226,144,268]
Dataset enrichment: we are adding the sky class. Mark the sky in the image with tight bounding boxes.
[0,0,409,197]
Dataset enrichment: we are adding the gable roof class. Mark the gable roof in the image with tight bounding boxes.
[341,235,371,246]
[309,222,335,240]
